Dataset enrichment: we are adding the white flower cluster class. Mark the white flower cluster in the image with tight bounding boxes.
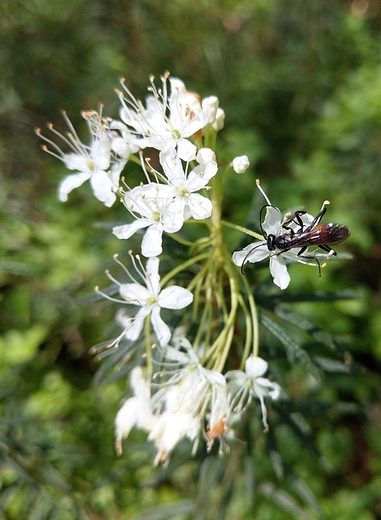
[40,71,343,465]
[115,343,280,465]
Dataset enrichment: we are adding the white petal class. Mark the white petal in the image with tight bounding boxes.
[119,282,150,304]
[169,77,186,93]
[162,198,186,232]
[115,397,140,440]
[202,96,219,124]
[141,224,163,257]
[211,108,225,131]
[130,366,151,400]
[186,172,209,191]
[58,172,91,201]
[255,377,280,397]
[112,219,150,239]
[90,171,117,207]
[91,138,111,170]
[187,194,213,220]
[63,153,89,172]
[269,255,290,290]
[112,137,131,158]
[158,286,193,309]
[262,206,282,236]
[123,307,149,341]
[151,306,171,346]
[196,147,216,165]
[225,369,247,387]
[160,152,185,183]
[115,369,154,454]
[232,243,269,266]
[182,111,209,137]
[177,139,197,162]
[245,355,268,378]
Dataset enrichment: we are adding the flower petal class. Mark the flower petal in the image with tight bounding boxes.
[262,206,282,236]
[141,223,163,257]
[113,219,150,239]
[177,138,197,161]
[58,172,91,201]
[119,283,151,304]
[187,194,213,220]
[123,307,149,341]
[245,355,268,378]
[269,255,290,290]
[232,242,269,266]
[90,171,117,207]
[151,306,171,346]
[158,286,193,309]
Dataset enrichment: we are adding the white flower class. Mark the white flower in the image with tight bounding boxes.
[145,339,230,463]
[36,110,127,207]
[232,181,319,290]
[113,147,217,255]
[116,72,209,161]
[113,183,184,257]
[226,355,281,430]
[232,155,250,174]
[149,382,202,466]
[233,205,293,289]
[159,150,217,221]
[114,338,231,464]
[108,256,193,347]
[115,366,154,455]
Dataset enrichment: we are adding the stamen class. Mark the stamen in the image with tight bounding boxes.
[112,253,140,284]
[256,179,272,206]
[94,286,126,304]
[321,200,330,212]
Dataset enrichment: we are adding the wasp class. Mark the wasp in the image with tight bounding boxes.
[242,200,351,275]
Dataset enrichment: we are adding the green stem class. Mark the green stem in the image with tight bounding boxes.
[221,219,263,241]
[241,275,259,358]
[160,252,210,287]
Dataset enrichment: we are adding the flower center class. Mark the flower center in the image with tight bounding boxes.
[171,128,181,140]
[152,210,161,222]
[87,159,95,171]
[177,186,189,198]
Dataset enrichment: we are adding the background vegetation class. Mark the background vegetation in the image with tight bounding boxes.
[1,0,381,518]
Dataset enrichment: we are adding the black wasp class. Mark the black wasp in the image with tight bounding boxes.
[243,200,351,275]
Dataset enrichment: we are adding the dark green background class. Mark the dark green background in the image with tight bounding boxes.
[1,1,380,518]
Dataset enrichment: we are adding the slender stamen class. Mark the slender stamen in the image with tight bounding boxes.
[321,200,330,212]
[129,253,148,282]
[112,253,140,285]
[256,179,272,205]
[95,285,127,304]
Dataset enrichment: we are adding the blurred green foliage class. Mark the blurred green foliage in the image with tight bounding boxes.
[1,0,381,518]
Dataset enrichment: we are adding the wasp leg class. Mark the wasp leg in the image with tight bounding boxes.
[282,210,307,233]
[317,244,337,256]
[305,202,329,232]
[296,246,323,277]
